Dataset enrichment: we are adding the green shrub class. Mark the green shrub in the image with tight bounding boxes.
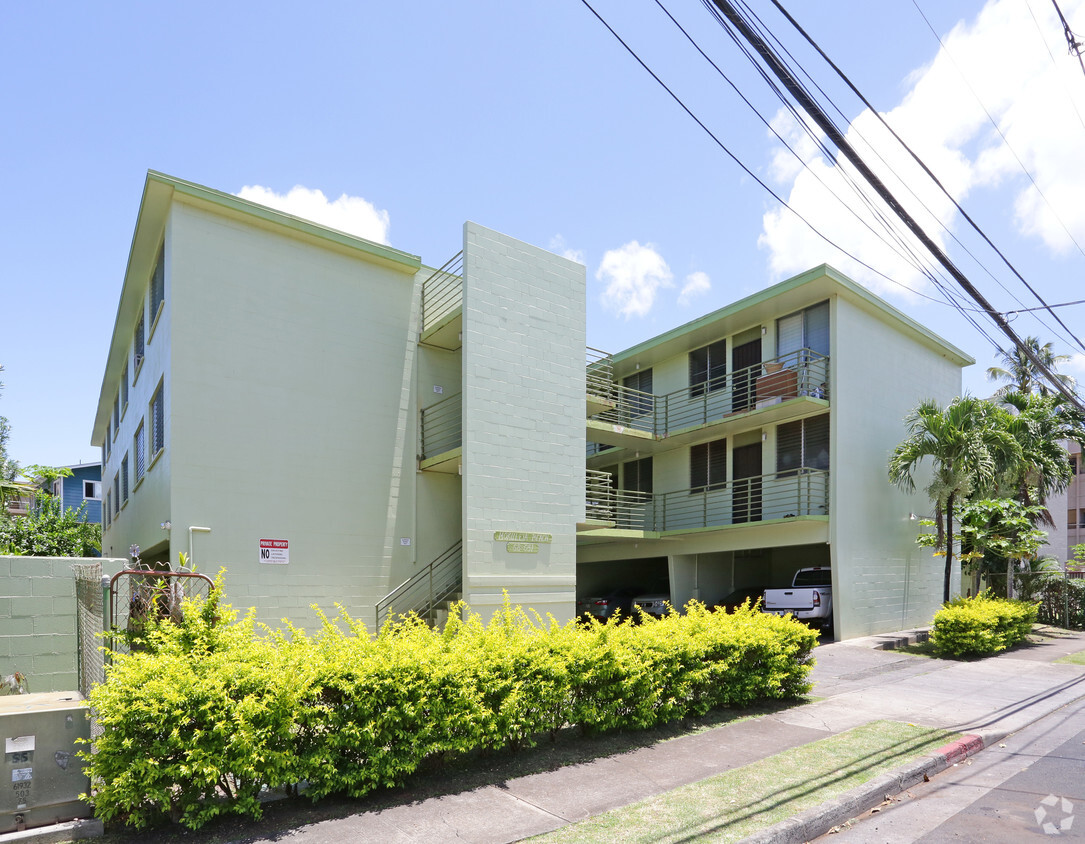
[84,591,817,831]
[930,593,1038,658]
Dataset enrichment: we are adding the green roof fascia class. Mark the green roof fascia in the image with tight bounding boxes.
[610,264,974,370]
[92,171,424,445]
[152,171,422,274]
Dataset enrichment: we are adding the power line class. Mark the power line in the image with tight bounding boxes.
[708,0,1085,411]
[912,0,1085,268]
[651,0,964,300]
[1052,0,1085,80]
[765,0,1085,358]
[576,0,959,308]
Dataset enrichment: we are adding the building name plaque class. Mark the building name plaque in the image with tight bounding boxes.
[493,531,552,543]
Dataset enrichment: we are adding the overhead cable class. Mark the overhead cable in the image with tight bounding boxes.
[708,0,1084,410]
[767,0,1085,358]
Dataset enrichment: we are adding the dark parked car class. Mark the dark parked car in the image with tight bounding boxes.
[576,586,640,623]
[714,587,765,613]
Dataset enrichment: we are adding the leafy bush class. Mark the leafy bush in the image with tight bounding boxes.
[1031,575,1085,630]
[930,593,1038,657]
[84,592,817,830]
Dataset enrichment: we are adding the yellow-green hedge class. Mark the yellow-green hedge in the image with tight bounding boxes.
[930,593,1037,658]
[84,592,817,830]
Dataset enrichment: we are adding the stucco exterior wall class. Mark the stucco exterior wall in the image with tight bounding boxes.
[162,200,421,631]
[460,223,585,622]
[100,218,172,564]
[830,294,967,638]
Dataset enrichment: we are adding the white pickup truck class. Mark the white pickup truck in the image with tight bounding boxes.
[762,567,833,630]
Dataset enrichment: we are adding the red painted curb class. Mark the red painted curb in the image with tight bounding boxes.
[936,733,984,765]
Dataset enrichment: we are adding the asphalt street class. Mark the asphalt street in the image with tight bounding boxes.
[820,693,1085,842]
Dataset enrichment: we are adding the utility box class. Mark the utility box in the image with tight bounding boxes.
[0,692,91,833]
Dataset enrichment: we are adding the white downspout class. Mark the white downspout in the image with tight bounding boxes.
[188,526,211,569]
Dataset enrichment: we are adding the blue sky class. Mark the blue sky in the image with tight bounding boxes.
[2,0,1084,469]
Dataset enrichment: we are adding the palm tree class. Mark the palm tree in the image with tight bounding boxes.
[999,391,1085,522]
[889,397,1021,602]
[986,337,1074,397]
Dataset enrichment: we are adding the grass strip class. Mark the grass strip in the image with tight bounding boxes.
[528,720,955,843]
[1055,650,1085,665]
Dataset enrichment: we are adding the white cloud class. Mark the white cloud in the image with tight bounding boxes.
[549,234,585,265]
[596,241,673,318]
[235,184,391,245]
[1066,352,1085,384]
[678,271,711,306]
[759,0,1085,295]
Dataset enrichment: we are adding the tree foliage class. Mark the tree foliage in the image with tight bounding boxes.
[0,465,101,557]
[888,397,1020,601]
[985,336,1074,397]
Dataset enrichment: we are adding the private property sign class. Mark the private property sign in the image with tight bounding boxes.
[259,538,289,564]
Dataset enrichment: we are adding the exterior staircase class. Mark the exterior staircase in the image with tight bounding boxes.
[375,541,463,629]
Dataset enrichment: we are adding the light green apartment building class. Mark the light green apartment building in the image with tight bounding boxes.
[93,171,972,640]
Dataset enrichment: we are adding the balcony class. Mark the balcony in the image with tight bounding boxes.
[419,391,462,472]
[586,350,829,459]
[580,467,829,535]
[420,251,463,350]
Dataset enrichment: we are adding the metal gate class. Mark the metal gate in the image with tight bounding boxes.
[108,569,215,655]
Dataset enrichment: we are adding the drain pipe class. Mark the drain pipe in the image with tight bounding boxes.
[188,526,211,569]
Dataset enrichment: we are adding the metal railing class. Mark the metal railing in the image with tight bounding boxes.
[376,540,463,628]
[587,350,829,438]
[592,468,829,532]
[586,347,615,402]
[420,391,462,460]
[420,251,464,334]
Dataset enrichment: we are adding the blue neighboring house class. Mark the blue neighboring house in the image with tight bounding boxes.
[44,462,103,525]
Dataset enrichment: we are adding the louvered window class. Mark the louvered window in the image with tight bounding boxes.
[121,454,129,503]
[623,368,654,416]
[776,301,829,364]
[689,340,727,397]
[691,438,727,491]
[151,383,165,455]
[624,456,653,493]
[135,422,146,482]
[776,414,829,477]
[113,474,120,516]
[121,362,129,412]
[150,246,165,321]
[134,311,145,368]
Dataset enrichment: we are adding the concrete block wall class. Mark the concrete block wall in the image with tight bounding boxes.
[0,557,126,693]
[831,294,968,637]
[461,223,586,623]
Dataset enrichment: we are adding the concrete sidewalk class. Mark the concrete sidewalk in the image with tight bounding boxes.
[235,627,1085,843]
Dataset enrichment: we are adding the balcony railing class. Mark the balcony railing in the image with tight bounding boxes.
[586,347,615,402]
[420,392,462,460]
[420,251,464,334]
[585,469,654,526]
[588,349,829,439]
[588,468,829,532]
